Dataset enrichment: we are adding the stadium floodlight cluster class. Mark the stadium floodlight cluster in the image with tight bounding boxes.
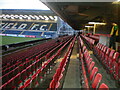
[0,14,57,21]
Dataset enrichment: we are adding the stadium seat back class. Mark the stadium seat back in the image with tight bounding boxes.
[83,46,87,53]
[113,52,119,61]
[90,67,98,81]
[113,61,118,80]
[101,46,105,52]
[87,58,93,68]
[103,46,107,53]
[109,50,115,58]
[88,61,95,74]
[24,79,31,88]
[118,59,120,80]
[99,83,109,90]
[92,73,102,88]
[106,48,110,55]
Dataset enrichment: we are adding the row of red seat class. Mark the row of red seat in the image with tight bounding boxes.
[80,53,89,88]
[48,36,76,89]
[89,35,100,43]
[1,36,72,73]
[78,36,109,89]
[2,40,57,69]
[36,36,73,60]
[0,56,44,89]
[18,36,74,89]
[1,39,63,78]
[1,43,57,76]
[80,34,95,49]
[78,37,89,88]
[0,36,73,88]
[2,36,71,67]
[45,41,67,60]
[93,43,120,85]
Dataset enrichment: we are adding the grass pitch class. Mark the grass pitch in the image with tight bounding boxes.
[1,36,42,45]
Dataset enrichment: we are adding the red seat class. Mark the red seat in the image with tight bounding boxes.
[90,67,98,81]
[101,47,107,58]
[2,73,21,88]
[99,83,109,90]
[20,69,27,81]
[107,49,115,65]
[49,80,56,89]
[0,80,11,89]
[113,52,119,62]
[83,50,90,59]
[23,79,31,88]
[88,61,95,74]
[86,58,93,68]
[112,61,118,80]
[118,59,120,84]
[82,46,87,53]
[12,73,21,88]
[103,48,110,65]
[107,51,117,72]
[109,50,115,58]
[97,44,103,56]
[91,39,95,46]
[31,73,39,87]
[80,39,84,47]
[95,43,100,55]
[99,46,105,58]
[108,58,113,73]
[92,73,102,88]
[81,59,89,88]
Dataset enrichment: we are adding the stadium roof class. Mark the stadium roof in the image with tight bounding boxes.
[41,1,120,30]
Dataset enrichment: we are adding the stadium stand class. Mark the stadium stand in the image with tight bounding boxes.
[3,30,22,35]
[0,36,73,89]
[1,15,57,38]
[22,31,42,36]
[1,34,120,89]
[1,21,57,31]
[48,36,76,89]
[79,34,120,87]
[1,6,120,89]
[43,32,56,37]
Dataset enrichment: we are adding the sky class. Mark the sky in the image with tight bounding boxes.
[0,0,50,10]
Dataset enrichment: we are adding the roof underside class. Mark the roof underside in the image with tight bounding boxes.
[41,2,120,30]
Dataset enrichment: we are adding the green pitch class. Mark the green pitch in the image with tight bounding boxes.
[0,36,42,45]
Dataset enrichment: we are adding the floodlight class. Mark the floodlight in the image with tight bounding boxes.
[85,26,93,28]
[88,22,106,25]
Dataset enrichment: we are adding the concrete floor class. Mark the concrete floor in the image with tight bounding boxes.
[63,41,81,88]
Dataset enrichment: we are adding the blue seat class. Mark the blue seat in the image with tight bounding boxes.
[3,30,22,34]
[22,31,42,36]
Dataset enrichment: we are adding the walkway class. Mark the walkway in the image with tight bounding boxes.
[63,41,81,88]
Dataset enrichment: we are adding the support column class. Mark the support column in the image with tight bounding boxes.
[93,24,96,34]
